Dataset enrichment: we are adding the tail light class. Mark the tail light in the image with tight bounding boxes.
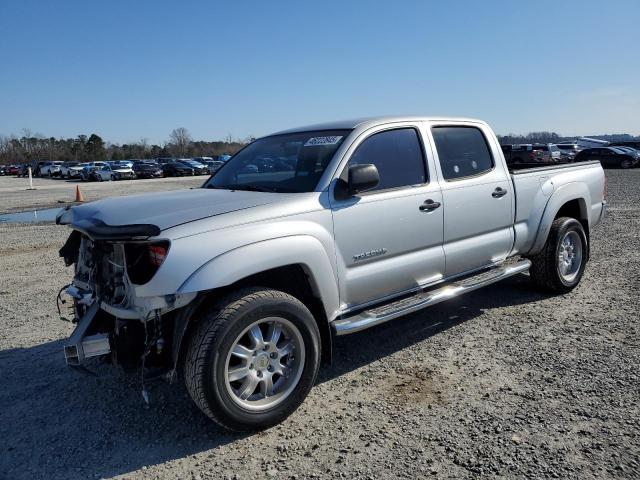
[148,244,168,266]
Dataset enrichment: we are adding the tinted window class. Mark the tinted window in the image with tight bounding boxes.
[347,128,426,191]
[432,127,494,180]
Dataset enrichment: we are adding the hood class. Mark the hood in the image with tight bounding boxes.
[57,188,277,233]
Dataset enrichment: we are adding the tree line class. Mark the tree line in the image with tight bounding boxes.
[2,128,638,165]
[0,128,250,165]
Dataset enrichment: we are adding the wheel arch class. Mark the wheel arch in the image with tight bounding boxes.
[171,236,340,371]
[529,183,591,256]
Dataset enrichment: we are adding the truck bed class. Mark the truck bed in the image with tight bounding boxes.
[508,160,601,174]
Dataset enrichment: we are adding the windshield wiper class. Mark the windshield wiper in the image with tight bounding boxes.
[212,184,277,193]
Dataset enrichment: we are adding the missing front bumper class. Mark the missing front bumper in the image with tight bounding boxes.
[63,301,111,365]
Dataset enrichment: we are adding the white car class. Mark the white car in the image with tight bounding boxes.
[40,161,63,177]
[60,162,86,179]
[93,163,136,181]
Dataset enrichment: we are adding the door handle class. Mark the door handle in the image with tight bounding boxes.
[492,187,507,198]
[419,199,441,211]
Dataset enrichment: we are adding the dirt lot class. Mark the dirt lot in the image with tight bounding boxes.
[0,170,638,479]
[0,175,204,214]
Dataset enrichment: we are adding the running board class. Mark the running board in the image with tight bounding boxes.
[332,259,531,335]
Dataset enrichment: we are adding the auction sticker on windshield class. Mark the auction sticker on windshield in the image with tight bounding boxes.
[304,136,343,146]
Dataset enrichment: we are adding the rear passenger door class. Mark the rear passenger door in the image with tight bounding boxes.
[330,126,445,310]
[428,124,514,277]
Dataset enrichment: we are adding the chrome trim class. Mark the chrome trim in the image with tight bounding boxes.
[333,259,505,319]
[332,259,531,335]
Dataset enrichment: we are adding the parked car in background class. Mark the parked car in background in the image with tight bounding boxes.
[40,161,64,177]
[178,159,208,175]
[80,161,108,181]
[5,165,21,175]
[531,144,561,163]
[574,147,639,169]
[17,164,31,177]
[0,165,6,175]
[133,159,159,166]
[156,157,174,165]
[132,163,163,179]
[162,162,194,176]
[203,160,224,174]
[60,161,84,179]
[501,144,535,164]
[192,156,214,164]
[93,163,136,181]
[610,146,640,160]
[111,160,134,168]
[556,143,581,162]
[217,154,232,162]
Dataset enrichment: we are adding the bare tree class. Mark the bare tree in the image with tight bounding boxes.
[169,128,192,157]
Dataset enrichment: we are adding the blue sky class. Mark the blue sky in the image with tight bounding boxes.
[1,0,639,144]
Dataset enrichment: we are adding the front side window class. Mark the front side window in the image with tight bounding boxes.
[205,129,350,193]
[432,126,494,180]
[346,128,426,192]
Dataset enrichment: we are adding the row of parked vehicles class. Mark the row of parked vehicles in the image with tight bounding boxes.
[0,155,233,180]
[500,141,640,169]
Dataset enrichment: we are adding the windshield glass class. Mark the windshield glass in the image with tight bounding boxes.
[204,130,350,193]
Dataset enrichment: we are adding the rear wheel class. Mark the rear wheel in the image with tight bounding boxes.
[184,288,321,431]
[529,217,587,293]
[620,157,633,169]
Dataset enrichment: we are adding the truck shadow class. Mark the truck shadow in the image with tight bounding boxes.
[321,274,548,382]
[0,274,547,479]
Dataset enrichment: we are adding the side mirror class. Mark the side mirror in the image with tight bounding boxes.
[348,164,379,195]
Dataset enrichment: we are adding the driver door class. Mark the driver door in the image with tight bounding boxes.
[330,126,445,310]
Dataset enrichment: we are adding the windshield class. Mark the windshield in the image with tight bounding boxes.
[204,130,350,193]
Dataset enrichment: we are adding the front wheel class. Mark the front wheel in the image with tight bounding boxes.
[184,288,321,431]
[620,158,633,169]
[529,217,587,293]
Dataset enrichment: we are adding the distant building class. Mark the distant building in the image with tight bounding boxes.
[576,137,609,148]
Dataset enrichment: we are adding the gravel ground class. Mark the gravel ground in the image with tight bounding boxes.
[0,175,204,214]
[0,169,638,479]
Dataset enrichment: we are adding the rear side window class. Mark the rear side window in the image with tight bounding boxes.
[347,128,426,191]
[432,127,494,180]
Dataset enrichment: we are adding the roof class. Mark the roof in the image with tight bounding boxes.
[270,115,484,136]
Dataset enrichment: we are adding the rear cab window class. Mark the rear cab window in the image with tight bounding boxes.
[431,126,494,180]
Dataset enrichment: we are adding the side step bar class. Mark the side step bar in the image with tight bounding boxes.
[332,259,531,335]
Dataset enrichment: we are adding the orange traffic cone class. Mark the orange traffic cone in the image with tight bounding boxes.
[75,185,85,202]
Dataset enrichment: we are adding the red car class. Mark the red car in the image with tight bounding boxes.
[5,165,20,175]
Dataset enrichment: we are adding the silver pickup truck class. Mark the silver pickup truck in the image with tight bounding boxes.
[56,116,606,431]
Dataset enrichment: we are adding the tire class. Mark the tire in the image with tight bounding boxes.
[529,217,587,294]
[620,157,633,169]
[111,174,116,181]
[184,288,321,431]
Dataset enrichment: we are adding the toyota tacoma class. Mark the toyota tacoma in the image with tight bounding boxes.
[56,116,606,431]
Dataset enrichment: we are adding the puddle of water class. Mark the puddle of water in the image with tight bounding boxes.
[0,207,62,223]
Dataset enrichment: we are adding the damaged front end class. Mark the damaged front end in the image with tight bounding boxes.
[57,212,196,375]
